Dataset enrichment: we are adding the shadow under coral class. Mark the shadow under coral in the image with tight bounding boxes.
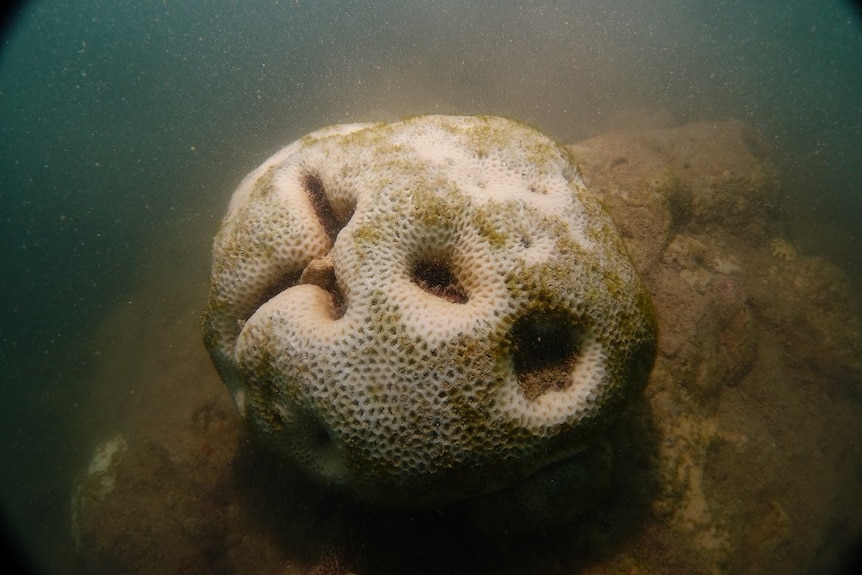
[228,395,662,575]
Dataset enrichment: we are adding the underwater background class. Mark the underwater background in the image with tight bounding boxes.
[1,1,861,573]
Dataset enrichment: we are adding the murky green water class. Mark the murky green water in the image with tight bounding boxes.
[1,1,860,573]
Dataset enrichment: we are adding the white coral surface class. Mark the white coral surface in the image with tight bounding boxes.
[203,116,656,506]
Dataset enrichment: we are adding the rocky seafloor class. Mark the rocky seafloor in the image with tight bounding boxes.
[70,119,862,575]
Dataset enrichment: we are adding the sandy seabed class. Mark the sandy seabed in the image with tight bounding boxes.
[71,119,862,575]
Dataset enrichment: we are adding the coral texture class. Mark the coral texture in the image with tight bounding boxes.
[203,115,657,507]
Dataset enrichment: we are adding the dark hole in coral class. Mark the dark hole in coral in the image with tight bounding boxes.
[261,270,302,304]
[241,269,303,328]
[239,173,353,328]
[511,310,584,400]
[284,407,334,451]
[297,413,351,478]
[299,256,347,319]
[327,283,347,320]
[411,259,468,304]
[307,421,334,451]
[304,173,354,243]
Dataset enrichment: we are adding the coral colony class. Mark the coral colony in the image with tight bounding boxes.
[203,116,657,526]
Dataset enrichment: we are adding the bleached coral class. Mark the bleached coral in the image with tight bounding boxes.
[203,116,657,507]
